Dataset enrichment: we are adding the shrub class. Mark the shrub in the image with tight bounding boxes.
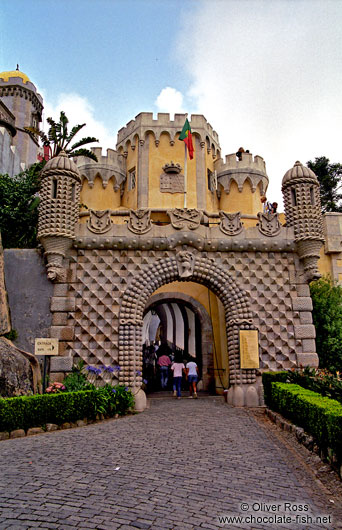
[0,163,43,248]
[261,371,288,407]
[0,386,134,433]
[287,367,342,405]
[310,276,342,372]
[270,382,342,459]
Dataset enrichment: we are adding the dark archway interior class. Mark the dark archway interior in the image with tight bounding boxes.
[142,300,202,393]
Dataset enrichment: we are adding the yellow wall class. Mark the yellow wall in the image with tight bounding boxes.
[318,246,333,277]
[154,280,229,390]
[148,132,197,209]
[121,141,138,209]
[219,180,263,215]
[80,176,120,219]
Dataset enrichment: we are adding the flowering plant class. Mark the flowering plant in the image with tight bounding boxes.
[46,382,66,394]
[287,366,342,404]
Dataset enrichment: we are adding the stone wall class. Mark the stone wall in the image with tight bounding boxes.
[0,126,25,177]
[4,249,53,352]
[51,245,312,380]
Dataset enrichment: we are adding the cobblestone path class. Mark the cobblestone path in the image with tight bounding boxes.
[0,397,340,530]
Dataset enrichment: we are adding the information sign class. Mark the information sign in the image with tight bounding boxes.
[35,338,59,356]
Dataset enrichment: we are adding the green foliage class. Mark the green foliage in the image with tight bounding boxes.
[269,382,342,458]
[0,391,96,432]
[310,276,342,372]
[27,111,98,161]
[0,162,44,248]
[287,366,342,405]
[3,329,18,341]
[307,156,342,212]
[63,360,93,392]
[0,386,134,432]
[261,371,288,407]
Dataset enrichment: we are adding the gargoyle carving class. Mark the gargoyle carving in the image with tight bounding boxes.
[176,250,195,278]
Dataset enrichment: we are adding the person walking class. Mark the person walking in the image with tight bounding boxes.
[171,356,185,399]
[186,357,199,398]
[156,344,172,390]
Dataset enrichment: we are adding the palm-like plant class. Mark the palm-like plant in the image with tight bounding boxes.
[26,110,99,161]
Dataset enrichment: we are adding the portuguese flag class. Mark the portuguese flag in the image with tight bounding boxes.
[179,118,194,160]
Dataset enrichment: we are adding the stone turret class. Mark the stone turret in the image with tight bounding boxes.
[116,113,220,210]
[38,151,81,281]
[76,147,126,212]
[215,151,269,215]
[0,69,43,167]
[282,161,324,280]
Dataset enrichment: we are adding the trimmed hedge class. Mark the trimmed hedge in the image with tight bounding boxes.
[0,386,134,433]
[270,382,342,459]
[262,371,288,407]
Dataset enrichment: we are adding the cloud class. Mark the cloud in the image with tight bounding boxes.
[176,0,342,206]
[41,92,116,153]
[155,87,185,116]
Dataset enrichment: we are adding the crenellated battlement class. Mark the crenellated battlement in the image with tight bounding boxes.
[116,112,220,152]
[216,152,267,174]
[76,147,126,189]
[216,151,268,196]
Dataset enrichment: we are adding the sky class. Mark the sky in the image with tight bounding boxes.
[1,0,342,207]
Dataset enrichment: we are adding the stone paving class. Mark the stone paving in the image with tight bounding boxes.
[0,397,340,530]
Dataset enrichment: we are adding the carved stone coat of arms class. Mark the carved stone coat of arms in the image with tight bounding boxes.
[127,209,152,234]
[257,212,282,237]
[87,210,112,234]
[219,211,243,236]
[167,208,201,230]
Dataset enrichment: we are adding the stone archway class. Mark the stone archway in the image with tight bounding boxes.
[144,292,215,391]
[119,252,261,408]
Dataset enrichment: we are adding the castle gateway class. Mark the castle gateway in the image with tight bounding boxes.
[1,70,331,410]
[36,112,324,411]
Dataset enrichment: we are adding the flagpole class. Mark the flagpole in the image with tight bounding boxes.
[184,142,187,208]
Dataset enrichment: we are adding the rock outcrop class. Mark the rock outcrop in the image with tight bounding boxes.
[0,337,34,396]
[0,234,41,396]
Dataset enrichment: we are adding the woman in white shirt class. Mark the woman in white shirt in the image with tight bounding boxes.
[171,356,185,399]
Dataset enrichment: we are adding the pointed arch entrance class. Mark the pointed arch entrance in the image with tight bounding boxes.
[119,253,261,408]
[142,293,215,392]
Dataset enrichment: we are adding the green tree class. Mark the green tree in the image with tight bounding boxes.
[310,276,342,372]
[1,111,99,248]
[26,110,98,161]
[307,156,342,213]
[0,162,44,248]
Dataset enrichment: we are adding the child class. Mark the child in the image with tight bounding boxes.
[186,357,199,398]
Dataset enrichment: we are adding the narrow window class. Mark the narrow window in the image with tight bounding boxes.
[207,169,212,190]
[52,179,58,199]
[71,183,76,202]
[128,168,136,191]
[310,187,315,205]
[291,188,297,206]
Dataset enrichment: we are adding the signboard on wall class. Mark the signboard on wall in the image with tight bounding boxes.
[35,338,59,356]
[239,330,259,369]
